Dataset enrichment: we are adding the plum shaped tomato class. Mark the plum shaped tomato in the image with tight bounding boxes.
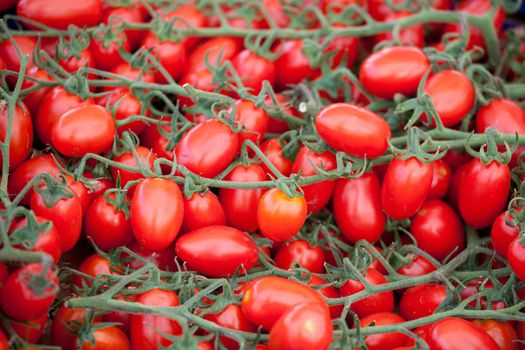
[425,317,500,350]
[316,103,391,159]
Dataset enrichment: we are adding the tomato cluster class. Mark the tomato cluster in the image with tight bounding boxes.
[0,0,525,349]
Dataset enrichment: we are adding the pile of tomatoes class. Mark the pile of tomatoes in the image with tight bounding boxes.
[1,0,525,349]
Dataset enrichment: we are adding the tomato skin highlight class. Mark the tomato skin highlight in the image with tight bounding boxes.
[333,171,386,243]
[130,178,183,251]
[241,276,328,331]
[175,225,258,277]
[381,157,433,220]
[268,302,332,350]
[257,188,307,242]
[316,103,391,158]
[428,159,452,200]
[458,158,510,229]
[426,317,500,350]
[359,46,430,99]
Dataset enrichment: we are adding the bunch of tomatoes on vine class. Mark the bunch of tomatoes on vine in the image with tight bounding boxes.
[1,0,525,349]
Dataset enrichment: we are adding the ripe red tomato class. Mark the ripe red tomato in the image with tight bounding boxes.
[30,186,83,252]
[10,216,62,265]
[73,253,114,288]
[359,46,430,99]
[130,178,184,251]
[458,158,510,229]
[411,200,465,260]
[339,268,394,318]
[233,100,269,147]
[107,62,155,92]
[160,5,208,50]
[36,87,91,145]
[0,36,37,75]
[0,101,33,169]
[325,24,360,69]
[219,164,267,232]
[264,93,300,134]
[141,32,186,83]
[514,322,525,350]
[204,304,257,350]
[58,49,95,79]
[232,50,275,94]
[376,12,424,47]
[359,312,409,350]
[397,255,437,279]
[275,40,318,89]
[185,37,241,73]
[21,67,54,117]
[84,193,133,251]
[124,240,178,271]
[52,104,116,157]
[8,154,61,206]
[274,239,326,273]
[175,225,258,277]
[17,0,102,29]
[491,211,518,258]
[257,188,307,242]
[0,263,58,321]
[89,31,130,71]
[460,279,506,310]
[381,157,433,220]
[268,302,332,350]
[428,159,452,200]
[426,317,500,350]
[472,320,518,350]
[399,284,446,320]
[51,307,97,350]
[333,171,386,243]
[182,191,226,232]
[77,324,130,350]
[260,139,293,177]
[307,275,342,319]
[316,103,391,158]
[140,121,175,163]
[6,313,47,344]
[111,146,157,192]
[241,276,328,331]
[424,70,475,127]
[175,119,239,178]
[102,5,146,49]
[291,146,337,214]
[63,174,91,214]
[508,238,525,282]
[130,289,182,350]
[96,89,146,136]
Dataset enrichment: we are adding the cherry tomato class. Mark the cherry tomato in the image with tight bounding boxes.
[84,193,133,251]
[51,306,102,350]
[274,239,326,273]
[185,37,241,73]
[325,24,360,69]
[461,279,506,310]
[428,159,452,200]
[140,121,175,163]
[376,12,424,47]
[17,0,103,29]
[175,119,239,178]
[275,40,318,89]
[124,240,178,271]
[339,268,394,318]
[334,171,386,243]
[30,185,83,252]
[102,5,146,49]
[232,50,275,94]
[219,163,267,232]
[21,67,54,117]
[268,302,332,350]
[397,255,437,279]
[130,178,184,251]
[130,289,182,350]
[182,191,226,232]
[260,139,293,177]
[175,225,258,277]
[508,238,525,282]
[381,157,433,220]
[204,304,257,350]
[89,31,130,71]
[491,211,518,258]
[472,320,518,350]
[316,103,391,158]
[0,101,33,169]
[160,5,208,50]
[107,62,155,92]
[359,46,430,99]
[102,295,132,335]
[458,158,510,229]
[359,312,409,350]
[307,274,342,319]
[10,216,62,265]
[6,313,47,344]
[234,99,269,147]
[52,104,116,157]
[73,253,115,288]
[111,146,157,192]
[77,324,130,350]
[0,263,58,321]
[291,146,337,214]
[58,49,95,79]
[257,188,307,242]
[411,200,465,260]
[241,276,328,331]
[399,284,447,320]
[426,317,500,350]
[264,93,300,134]
[0,36,37,75]
[96,89,146,136]
[141,31,186,83]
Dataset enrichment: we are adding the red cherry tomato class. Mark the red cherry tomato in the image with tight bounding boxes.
[508,238,525,282]
[107,62,155,92]
[264,93,301,134]
[0,101,33,169]
[89,31,130,71]
[260,139,293,177]
[291,146,337,214]
[160,5,208,50]
[219,163,267,232]
[491,211,518,258]
[232,49,275,94]
[130,289,182,349]
[376,12,424,47]
[339,268,394,318]
[268,302,332,350]
[111,146,157,192]
[51,306,103,350]
[102,5,146,49]
[204,304,257,350]
[399,284,446,320]
[73,253,114,288]
[472,320,518,350]
[17,0,103,29]
[130,178,184,251]
[175,119,239,178]
[397,255,437,279]
[21,67,54,117]
[359,312,409,350]
[233,99,269,147]
[141,32,186,83]
[102,295,133,335]
[275,40,318,89]
[274,239,326,273]
[460,279,506,310]
[124,240,178,271]
[359,46,430,99]
[182,191,226,232]
[307,275,342,319]
[458,158,510,229]
[175,225,258,277]
[241,276,328,331]
[257,188,307,242]
[428,159,452,200]
[381,157,433,220]
[316,103,391,158]
[77,324,130,350]
[6,313,47,344]
[96,89,146,136]
[333,171,386,243]
[58,49,95,79]
[0,36,37,75]
[426,317,500,350]
[0,263,58,322]
[185,37,241,73]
